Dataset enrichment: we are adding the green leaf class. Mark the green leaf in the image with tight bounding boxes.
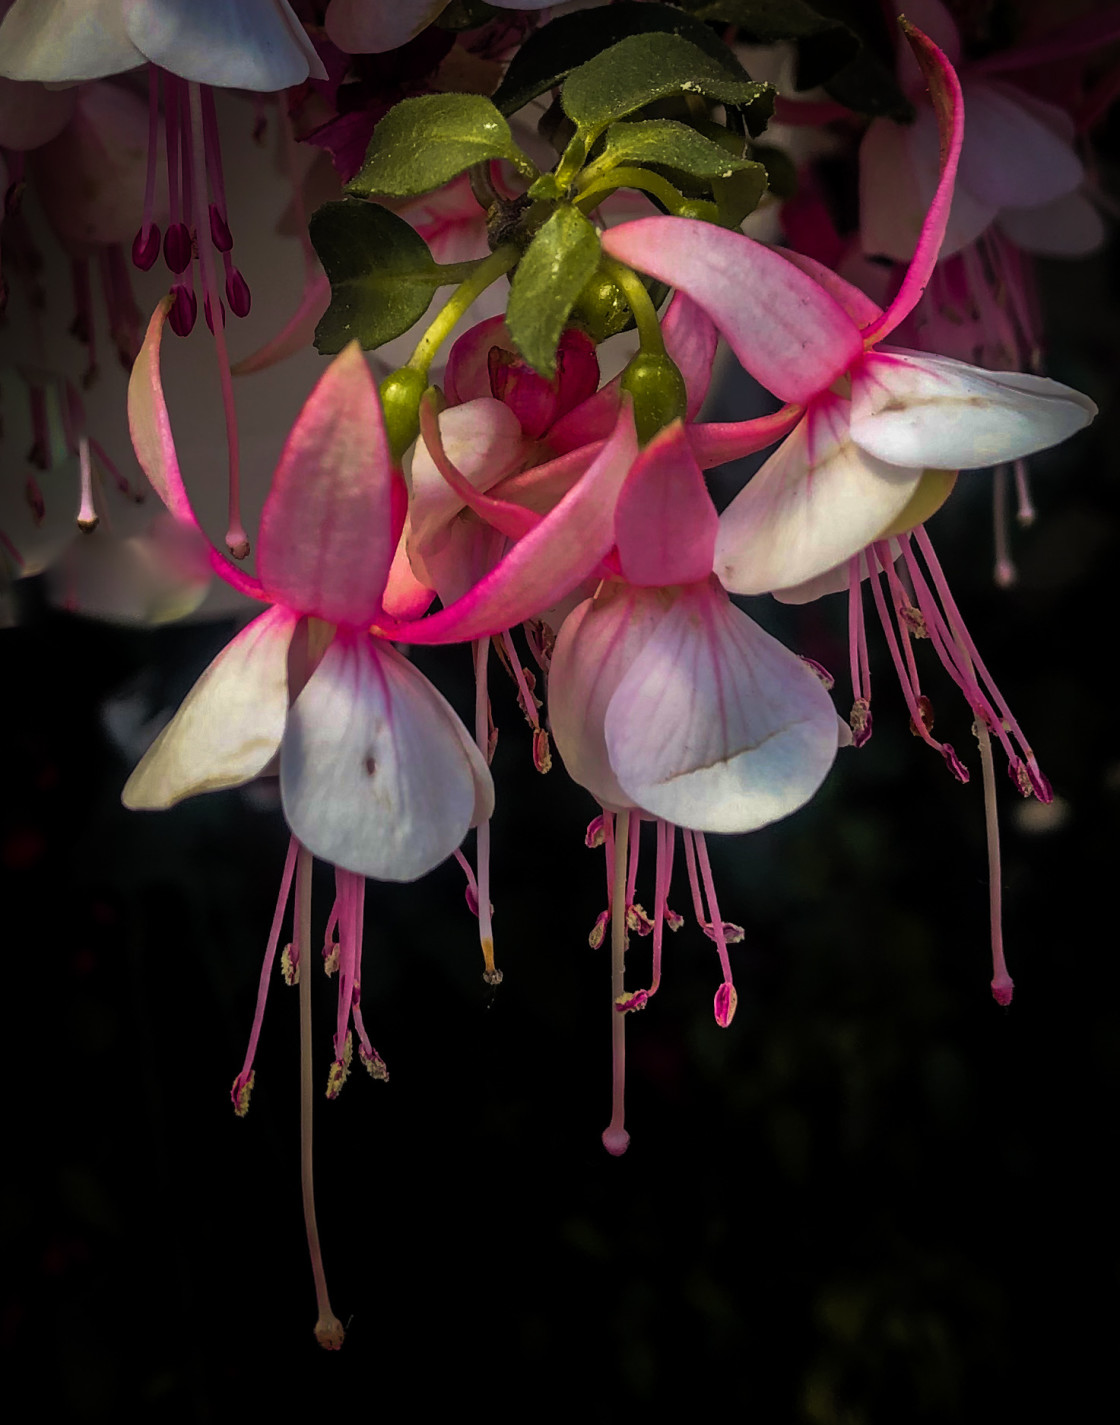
[506,208,602,378]
[347,93,529,200]
[493,1,752,118]
[562,32,773,139]
[309,200,445,355]
[710,163,768,227]
[596,119,759,182]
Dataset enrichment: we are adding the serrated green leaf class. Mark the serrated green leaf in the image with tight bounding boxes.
[597,120,759,182]
[309,200,445,355]
[493,1,751,118]
[347,93,528,200]
[562,32,773,139]
[506,208,602,378]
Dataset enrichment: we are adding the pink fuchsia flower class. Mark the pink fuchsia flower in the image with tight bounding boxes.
[121,299,492,883]
[0,0,325,89]
[599,21,1097,602]
[546,417,841,1154]
[324,0,554,57]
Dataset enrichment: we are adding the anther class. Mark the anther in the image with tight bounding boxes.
[281,941,300,985]
[714,981,738,1027]
[359,1044,389,1082]
[168,284,197,337]
[231,1070,255,1117]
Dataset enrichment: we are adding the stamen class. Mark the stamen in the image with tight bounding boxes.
[132,66,162,271]
[231,837,299,1112]
[453,847,481,916]
[693,832,737,1026]
[293,845,345,1350]
[993,465,1017,588]
[847,554,873,745]
[974,717,1013,1006]
[76,437,98,531]
[473,637,501,985]
[602,811,633,1157]
[1013,458,1036,526]
[186,81,248,558]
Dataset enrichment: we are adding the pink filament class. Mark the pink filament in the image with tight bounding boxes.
[231,836,299,1102]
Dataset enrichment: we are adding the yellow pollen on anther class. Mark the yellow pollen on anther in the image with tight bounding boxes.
[232,1071,255,1118]
[281,942,299,985]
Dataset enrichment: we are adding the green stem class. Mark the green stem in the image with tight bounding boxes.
[576,165,686,216]
[407,244,518,380]
[600,257,665,356]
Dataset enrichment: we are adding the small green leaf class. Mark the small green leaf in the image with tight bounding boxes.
[562,32,773,139]
[506,208,602,378]
[493,2,750,118]
[310,200,444,355]
[597,119,759,182]
[347,93,530,200]
[710,163,768,228]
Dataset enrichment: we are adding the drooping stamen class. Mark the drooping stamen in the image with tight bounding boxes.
[602,811,633,1157]
[132,66,162,270]
[231,836,299,1115]
[69,259,98,387]
[293,845,345,1350]
[162,75,191,274]
[186,81,248,558]
[76,437,98,531]
[201,87,251,317]
[499,628,550,770]
[847,554,873,745]
[693,832,738,1027]
[974,716,1013,1006]
[329,867,359,1086]
[682,827,745,945]
[1013,458,1036,527]
[473,637,500,984]
[993,465,1017,588]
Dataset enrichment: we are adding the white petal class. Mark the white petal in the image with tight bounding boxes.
[0,0,141,82]
[122,605,296,809]
[124,0,316,90]
[714,396,921,596]
[997,191,1105,258]
[851,350,1097,470]
[547,584,672,812]
[958,81,1082,212]
[605,584,838,833]
[281,635,490,882]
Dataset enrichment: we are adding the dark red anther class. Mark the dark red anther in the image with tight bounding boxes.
[131,224,161,271]
[163,221,193,275]
[209,203,233,252]
[168,283,197,337]
[204,293,225,333]
[225,268,251,318]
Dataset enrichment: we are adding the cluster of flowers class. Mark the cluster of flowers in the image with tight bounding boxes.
[1,0,1112,1348]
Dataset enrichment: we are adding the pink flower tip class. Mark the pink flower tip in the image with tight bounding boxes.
[714,982,738,1028]
[602,1126,631,1157]
[991,975,1014,1007]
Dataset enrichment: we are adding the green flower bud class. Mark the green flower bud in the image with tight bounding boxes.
[379,366,428,463]
[570,272,634,343]
[621,352,687,445]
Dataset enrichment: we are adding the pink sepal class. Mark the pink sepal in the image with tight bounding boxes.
[615,421,718,588]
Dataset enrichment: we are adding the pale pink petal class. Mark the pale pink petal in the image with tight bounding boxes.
[601,217,862,404]
[388,405,639,645]
[445,316,510,407]
[257,343,399,625]
[688,405,803,470]
[615,421,718,587]
[605,583,839,833]
[547,586,670,812]
[230,271,330,376]
[325,0,445,55]
[123,0,321,90]
[280,634,492,882]
[128,299,267,600]
[779,250,883,329]
[382,522,435,622]
[122,605,297,809]
[0,76,76,150]
[997,191,1105,258]
[714,394,922,596]
[850,350,1098,470]
[417,395,539,541]
[547,384,623,455]
[0,0,140,82]
[957,81,1082,212]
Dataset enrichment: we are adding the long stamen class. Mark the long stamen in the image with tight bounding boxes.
[294,845,345,1351]
[993,465,1017,588]
[186,81,248,557]
[974,716,1013,1006]
[473,637,500,983]
[1013,458,1036,526]
[693,832,737,1026]
[76,437,98,531]
[132,66,162,270]
[603,811,632,1157]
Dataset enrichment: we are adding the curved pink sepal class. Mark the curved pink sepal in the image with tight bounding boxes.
[862,21,964,346]
[615,421,717,587]
[418,393,539,542]
[688,404,803,469]
[128,298,267,601]
[257,342,399,627]
[601,217,861,405]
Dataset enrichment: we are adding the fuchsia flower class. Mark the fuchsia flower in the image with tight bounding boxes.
[122,298,492,881]
[324,0,554,58]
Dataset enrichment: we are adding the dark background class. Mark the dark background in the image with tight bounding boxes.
[4,115,1120,1425]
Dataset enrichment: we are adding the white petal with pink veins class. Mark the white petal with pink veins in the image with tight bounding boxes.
[122,605,297,809]
[281,635,490,882]
[123,0,324,90]
[605,584,838,833]
[850,351,1097,471]
[714,394,921,597]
